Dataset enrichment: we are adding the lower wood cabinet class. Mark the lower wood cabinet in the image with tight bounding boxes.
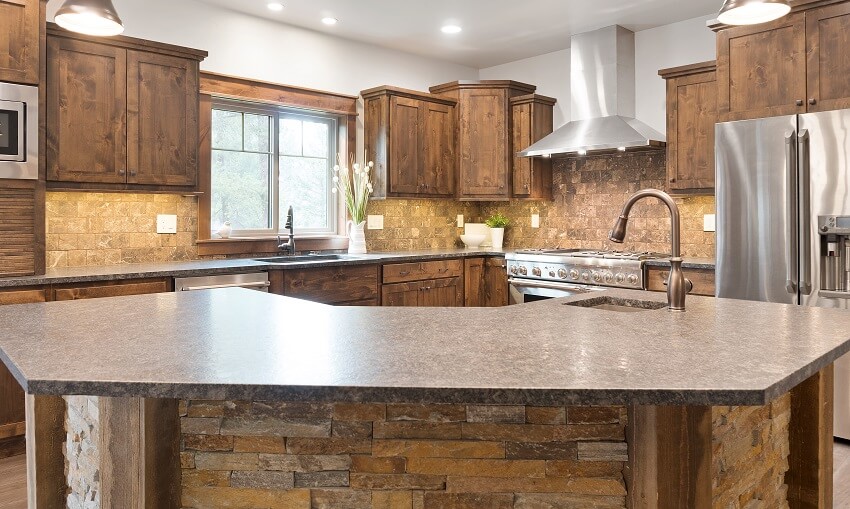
[382,259,464,307]
[277,265,380,306]
[464,257,509,307]
[52,278,172,301]
[647,266,715,297]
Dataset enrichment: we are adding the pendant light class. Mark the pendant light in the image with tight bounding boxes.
[55,0,124,37]
[717,0,791,25]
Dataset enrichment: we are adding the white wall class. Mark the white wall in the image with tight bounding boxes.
[46,0,478,96]
[478,49,571,127]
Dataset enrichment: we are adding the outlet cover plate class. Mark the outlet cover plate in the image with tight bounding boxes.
[703,214,716,232]
[457,215,464,228]
[368,215,384,230]
[156,214,177,234]
[531,214,540,228]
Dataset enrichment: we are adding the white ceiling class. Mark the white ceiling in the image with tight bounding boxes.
[194,0,721,68]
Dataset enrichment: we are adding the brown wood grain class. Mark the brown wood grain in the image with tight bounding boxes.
[197,93,212,240]
[52,279,171,301]
[382,259,464,284]
[483,257,509,307]
[423,100,456,197]
[655,406,713,509]
[284,264,379,305]
[381,280,422,307]
[389,95,423,195]
[0,0,39,84]
[25,394,65,509]
[510,94,555,200]
[0,185,39,277]
[647,267,715,297]
[419,276,463,307]
[99,397,143,509]
[805,2,850,112]
[47,23,207,61]
[463,257,485,307]
[142,399,181,509]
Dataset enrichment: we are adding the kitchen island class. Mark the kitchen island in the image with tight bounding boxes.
[0,289,843,508]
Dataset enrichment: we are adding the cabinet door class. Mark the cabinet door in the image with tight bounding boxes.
[806,2,850,112]
[381,281,422,307]
[512,102,533,197]
[420,277,463,307]
[483,258,509,307]
[716,12,807,121]
[464,257,485,307]
[458,89,510,200]
[284,265,379,305]
[667,71,717,192]
[47,37,127,183]
[388,96,423,195]
[422,101,455,197]
[0,0,39,85]
[52,279,171,301]
[127,50,199,186]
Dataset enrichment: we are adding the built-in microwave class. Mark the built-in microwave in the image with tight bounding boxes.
[0,82,38,180]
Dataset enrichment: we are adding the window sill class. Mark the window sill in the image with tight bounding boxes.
[197,236,349,257]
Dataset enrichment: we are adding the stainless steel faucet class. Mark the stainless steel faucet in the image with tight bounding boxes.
[277,206,295,255]
[609,189,693,311]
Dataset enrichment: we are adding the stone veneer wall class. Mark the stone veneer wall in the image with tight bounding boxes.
[178,401,629,509]
[45,192,198,268]
[65,396,101,509]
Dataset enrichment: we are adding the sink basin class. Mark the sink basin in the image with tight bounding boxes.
[254,254,357,264]
[564,296,666,312]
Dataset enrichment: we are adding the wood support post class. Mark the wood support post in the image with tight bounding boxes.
[25,395,66,509]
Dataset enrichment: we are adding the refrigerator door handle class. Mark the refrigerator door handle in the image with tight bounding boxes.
[798,129,813,295]
[785,131,798,294]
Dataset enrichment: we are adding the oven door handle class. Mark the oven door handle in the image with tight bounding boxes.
[508,278,606,292]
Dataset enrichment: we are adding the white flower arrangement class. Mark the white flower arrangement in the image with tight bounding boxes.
[332,151,374,224]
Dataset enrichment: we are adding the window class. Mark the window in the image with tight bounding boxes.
[210,99,339,236]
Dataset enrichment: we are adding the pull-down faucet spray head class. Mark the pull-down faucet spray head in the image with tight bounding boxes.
[609,216,629,243]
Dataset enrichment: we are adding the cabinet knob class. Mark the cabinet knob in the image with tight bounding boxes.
[809,98,817,105]
[796,99,804,106]
[669,178,676,183]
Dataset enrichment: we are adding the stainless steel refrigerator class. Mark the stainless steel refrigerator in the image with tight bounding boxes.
[716,108,850,440]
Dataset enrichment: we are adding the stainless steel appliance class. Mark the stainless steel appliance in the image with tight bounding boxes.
[0,82,38,180]
[506,249,668,304]
[174,273,270,292]
[715,108,850,439]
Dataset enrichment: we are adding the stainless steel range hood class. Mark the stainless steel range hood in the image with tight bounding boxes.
[519,25,665,157]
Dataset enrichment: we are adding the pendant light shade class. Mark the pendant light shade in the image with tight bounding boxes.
[55,0,124,37]
[717,0,791,25]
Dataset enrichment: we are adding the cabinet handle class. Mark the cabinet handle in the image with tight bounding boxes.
[796,99,804,106]
[669,178,676,183]
[119,168,126,175]
[809,98,817,106]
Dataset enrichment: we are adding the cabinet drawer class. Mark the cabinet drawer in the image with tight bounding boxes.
[647,267,715,297]
[0,288,48,305]
[53,279,171,301]
[383,259,463,284]
[284,265,379,305]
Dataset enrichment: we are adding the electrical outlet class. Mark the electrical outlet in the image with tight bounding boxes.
[531,214,540,228]
[156,214,177,234]
[457,215,464,228]
[367,215,384,230]
[703,214,716,232]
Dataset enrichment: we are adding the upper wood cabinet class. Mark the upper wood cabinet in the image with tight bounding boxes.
[659,61,717,195]
[714,2,850,121]
[510,94,556,200]
[0,0,42,85]
[46,24,207,191]
[430,81,536,201]
[362,86,457,198]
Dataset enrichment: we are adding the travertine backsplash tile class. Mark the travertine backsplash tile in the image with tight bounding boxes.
[364,199,480,251]
[46,192,198,268]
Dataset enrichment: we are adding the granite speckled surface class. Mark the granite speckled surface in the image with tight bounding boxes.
[0,249,506,288]
[1,288,847,406]
[645,258,716,270]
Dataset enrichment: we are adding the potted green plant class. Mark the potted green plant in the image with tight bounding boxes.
[485,212,510,250]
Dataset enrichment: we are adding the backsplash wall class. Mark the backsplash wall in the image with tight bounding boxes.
[46,192,198,268]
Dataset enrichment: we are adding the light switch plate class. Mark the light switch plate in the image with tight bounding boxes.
[703,214,716,232]
[367,215,384,230]
[156,214,177,234]
[457,215,464,228]
[531,214,540,228]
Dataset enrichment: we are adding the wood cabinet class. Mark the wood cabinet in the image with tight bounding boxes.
[464,257,508,307]
[52,278,171,301]
[714,2,850,121]
[0,0,42,85]
[280,265,379,306]
[430,81,537,201]
[647,266,715,297]
[659,62,717,195]
[382,259,464,307]
[0,183,43,278]
[46,24,206,191]
[511,94,556,200]
[362,86,456,198]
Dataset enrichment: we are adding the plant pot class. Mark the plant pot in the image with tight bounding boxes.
[489,227,505,250]
[347,220,367,254]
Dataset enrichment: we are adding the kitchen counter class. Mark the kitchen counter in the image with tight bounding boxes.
[1,287,846,406]
[0,248,506,288]
[645,257,715,270]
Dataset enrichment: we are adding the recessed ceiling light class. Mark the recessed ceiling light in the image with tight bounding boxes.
[321,17,338,25]
[441,24,462,34]
[267,2,284,11]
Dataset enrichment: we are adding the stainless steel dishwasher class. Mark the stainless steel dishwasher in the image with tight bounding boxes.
[174,273,270,292]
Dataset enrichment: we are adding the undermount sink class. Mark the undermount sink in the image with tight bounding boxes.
[254,254,358,264]
[564,296,667,312]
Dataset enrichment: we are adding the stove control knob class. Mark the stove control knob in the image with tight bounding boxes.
[604,273,614,284]
[627,274,639,285]
[557,268,568,279]
[592,272,602,283]
[549,270,557,278]
[532,267,542,277]
[568,269,579,280]
[510,266,518,275]
[518,266,528,276]
[615,273,626,284]
[581,271,590,281]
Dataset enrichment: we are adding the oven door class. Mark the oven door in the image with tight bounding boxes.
[508,278,607,304]
[0,99,25,162]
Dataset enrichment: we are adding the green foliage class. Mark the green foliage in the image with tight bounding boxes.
[485,212,510,229]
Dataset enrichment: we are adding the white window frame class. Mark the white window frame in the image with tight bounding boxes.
[210,98,339,237]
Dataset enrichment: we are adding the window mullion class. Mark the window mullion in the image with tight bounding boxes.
[272,113,281,233]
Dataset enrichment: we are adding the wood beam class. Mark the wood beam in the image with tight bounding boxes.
[25,395,66,509]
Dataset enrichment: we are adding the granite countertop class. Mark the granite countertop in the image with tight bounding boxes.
[0,249,506,288]
[1,288,847,406]
[645,258,715,270]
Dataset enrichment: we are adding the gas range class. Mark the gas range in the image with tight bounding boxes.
[505,249,670,290]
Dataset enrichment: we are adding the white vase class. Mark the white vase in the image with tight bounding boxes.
[347,220,367,254]
[490,228,505,250]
